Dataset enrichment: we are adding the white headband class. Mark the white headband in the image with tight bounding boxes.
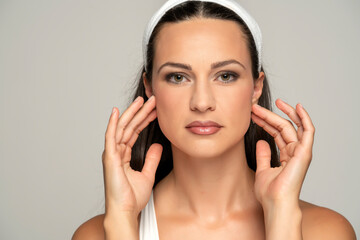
[142,0,262,73]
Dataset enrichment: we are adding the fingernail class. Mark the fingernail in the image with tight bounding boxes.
[148,95,155,101]
[134,96,141,102]
[111,107,116,115]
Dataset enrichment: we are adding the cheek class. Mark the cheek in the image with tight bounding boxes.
[153,86,181,140]
[220,83,253,132]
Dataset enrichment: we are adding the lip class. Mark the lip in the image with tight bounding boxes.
[186,121,222,128]
[185,121,223,135]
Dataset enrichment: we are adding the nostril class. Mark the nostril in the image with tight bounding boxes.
[189,98,216,112]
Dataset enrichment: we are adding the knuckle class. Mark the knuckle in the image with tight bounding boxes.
[307,125,315,136]
[135,127,141,136]
[126,124,135,134]
[294,120,302,128]
[102,150,113,164]
[272,130,280,139]
[286,119,294,128]
[128,124,142,138]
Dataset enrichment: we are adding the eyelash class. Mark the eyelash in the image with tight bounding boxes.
[165,71,239,85]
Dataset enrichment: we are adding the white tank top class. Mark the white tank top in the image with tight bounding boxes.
[139,191,160,240]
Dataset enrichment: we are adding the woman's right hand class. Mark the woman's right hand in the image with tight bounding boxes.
[102,95,162,219]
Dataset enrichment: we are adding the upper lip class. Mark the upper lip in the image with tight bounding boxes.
[186,121,222,128]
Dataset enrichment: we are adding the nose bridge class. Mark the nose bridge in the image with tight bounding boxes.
[190,76,216,112]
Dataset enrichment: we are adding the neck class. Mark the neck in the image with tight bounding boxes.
[162,139,260,221]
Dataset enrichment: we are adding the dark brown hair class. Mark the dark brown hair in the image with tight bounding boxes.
[129,1,279,187]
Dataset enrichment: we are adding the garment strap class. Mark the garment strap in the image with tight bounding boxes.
[139,191,160,240]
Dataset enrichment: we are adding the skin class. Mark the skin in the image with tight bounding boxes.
[72,18,356,240]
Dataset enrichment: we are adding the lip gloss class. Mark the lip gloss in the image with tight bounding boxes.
[186,126,221,135]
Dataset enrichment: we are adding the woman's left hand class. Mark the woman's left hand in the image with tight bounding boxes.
[251,99,315,209]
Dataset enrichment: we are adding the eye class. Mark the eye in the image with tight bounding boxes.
[217,72,238,83]
[165,73,187,84]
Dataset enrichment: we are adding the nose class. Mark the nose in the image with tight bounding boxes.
[189,80,216,112]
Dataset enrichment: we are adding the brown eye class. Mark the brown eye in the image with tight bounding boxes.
[220,73,231,81]
[165,73,187,84]
[173,74,183,82]
[217,72,238,83]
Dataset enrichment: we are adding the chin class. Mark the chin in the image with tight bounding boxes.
[171,140,231,160]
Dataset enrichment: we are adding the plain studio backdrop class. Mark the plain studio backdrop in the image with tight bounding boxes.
[0,0,359,239]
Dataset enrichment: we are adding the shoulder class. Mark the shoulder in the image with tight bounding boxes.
[300,200,356,240]
[72,214,105,240]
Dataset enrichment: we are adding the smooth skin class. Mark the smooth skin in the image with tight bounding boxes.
[72,18,356,240]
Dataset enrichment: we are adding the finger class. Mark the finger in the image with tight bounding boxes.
[275,99,304,139]
[127,109,157,148]
[255,140,271,172]
[119,95,156,144]
[252,104,298,143]
[142,143,163,181]
[296,104,315,148]
[104,107,119,154]
[251,113,287,150]
[115,96,145,143]
[122,143,132,168]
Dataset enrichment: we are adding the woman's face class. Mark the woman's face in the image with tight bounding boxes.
[144,18,264,158]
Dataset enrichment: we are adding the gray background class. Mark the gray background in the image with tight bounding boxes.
[1,0,359,239]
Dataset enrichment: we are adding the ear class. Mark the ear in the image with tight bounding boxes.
[252,71,265,105]
[143,72,153,98]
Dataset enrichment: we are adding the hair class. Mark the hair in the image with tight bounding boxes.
[129,1,280,187]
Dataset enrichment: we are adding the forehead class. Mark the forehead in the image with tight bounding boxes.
[153,18,250,70]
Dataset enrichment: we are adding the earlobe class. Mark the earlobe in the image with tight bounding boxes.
[143,72,153,98]
[252,72,265,105]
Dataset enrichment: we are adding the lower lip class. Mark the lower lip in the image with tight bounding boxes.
[186,126,221,135]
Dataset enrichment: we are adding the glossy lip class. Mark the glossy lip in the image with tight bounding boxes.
[185,121,222,128]
[185,121,223,135]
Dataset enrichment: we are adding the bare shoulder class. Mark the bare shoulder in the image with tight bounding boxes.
[72,214,105,240]
[300,200,356,240]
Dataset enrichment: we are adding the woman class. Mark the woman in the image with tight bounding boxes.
[73,0,356,239]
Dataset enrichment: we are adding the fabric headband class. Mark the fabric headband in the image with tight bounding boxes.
[142,0,263,73]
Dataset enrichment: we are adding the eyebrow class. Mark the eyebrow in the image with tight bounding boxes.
[157,59,245,74]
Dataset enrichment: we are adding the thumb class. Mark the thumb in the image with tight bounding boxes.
[256,140,271,172]
[142,143,163,181]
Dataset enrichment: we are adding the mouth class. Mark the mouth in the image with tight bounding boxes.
[185,121,223,135]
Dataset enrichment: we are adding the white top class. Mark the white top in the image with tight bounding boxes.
[139,191,160,240]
